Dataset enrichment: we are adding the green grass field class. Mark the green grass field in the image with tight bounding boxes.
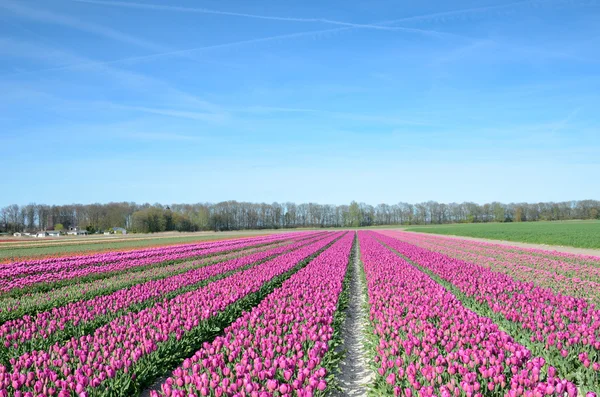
[405,220,600,249]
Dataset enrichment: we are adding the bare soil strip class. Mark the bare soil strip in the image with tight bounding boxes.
[331,237,373,396]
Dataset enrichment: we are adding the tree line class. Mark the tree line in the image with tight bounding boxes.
[0,199,598,234]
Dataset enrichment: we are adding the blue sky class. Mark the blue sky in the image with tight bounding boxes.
[1,0,599,207]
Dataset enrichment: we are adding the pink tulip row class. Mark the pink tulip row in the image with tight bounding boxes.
[0,234,286,276]
[149,231,354,397]
[0,233,315,293]
[0,233,329,362]
[381,231,600,300]
[394,231,600,266]
[0,232,343,396]
[359,231,579,397]
[388,231,600,277]
[0,239,292,323]
[373,231,600,393]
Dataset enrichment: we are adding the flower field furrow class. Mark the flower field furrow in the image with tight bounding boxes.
[0,239,286,324]
[0,232,343,396]
[0,233,312,272]
[374,232,600,393]
[0,233,329,364]
[0,234,270,275]
[0,233,314,294]
[0,233,324,325]
[397,232,600,278]
[390,232,600,269]
[150,231,355,397]
[359,231,578,397]
[380,231,600,301]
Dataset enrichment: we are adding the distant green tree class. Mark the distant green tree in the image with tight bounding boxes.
[54,223,64,231]
[348,201,361,227]
[164,206,174,231]
[515,207,524,222]
[132,207,166,233]
[492,203,505,223]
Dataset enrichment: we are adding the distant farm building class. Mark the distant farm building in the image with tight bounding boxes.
[112,227,127,235]
[13,232,22,237]
[67,227,88,236]
[35,230,60,237]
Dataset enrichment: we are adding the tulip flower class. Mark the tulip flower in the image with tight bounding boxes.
[0,233,343,396]
[152,233,354,396]
[0,233,326,362]
[358,231,580,396]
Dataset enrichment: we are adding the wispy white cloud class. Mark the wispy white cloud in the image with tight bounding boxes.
[431,39,495,65]
[0,0,166,51]
[1,20,470,79]
[1,26,349,75]
[231,105,434,127]
[379,0,545,26]
[2,26,374,80]
[67,0,468,40]
[0,37,227,120]
[1,38,435,128]
[107,104,226,122]
[495,39,600,64]
[236,105,321,114]
[125,131,203,142]
[0,3,246,71]
[327,111,434,126]
[66,0,436,32]
[1,0,473,78]
[550,107,581,134]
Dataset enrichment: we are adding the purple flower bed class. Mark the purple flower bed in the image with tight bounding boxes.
[359,231,579,397]
[150,231,354,397]
[0,232,343,396]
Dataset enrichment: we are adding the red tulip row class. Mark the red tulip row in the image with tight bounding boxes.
[0,232,344,396]
[373,231,600,393]
[150,231,355,397]
[359,231,578,397]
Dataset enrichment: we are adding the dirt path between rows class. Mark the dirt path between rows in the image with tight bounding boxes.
[140,375,167,397]
[331,238,373,396]
[402,231,600,257]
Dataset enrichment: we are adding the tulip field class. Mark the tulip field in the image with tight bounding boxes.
[0,229,597,396]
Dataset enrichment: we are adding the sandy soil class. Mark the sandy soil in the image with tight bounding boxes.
[403,231,600,258]
[331,240,373,396]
